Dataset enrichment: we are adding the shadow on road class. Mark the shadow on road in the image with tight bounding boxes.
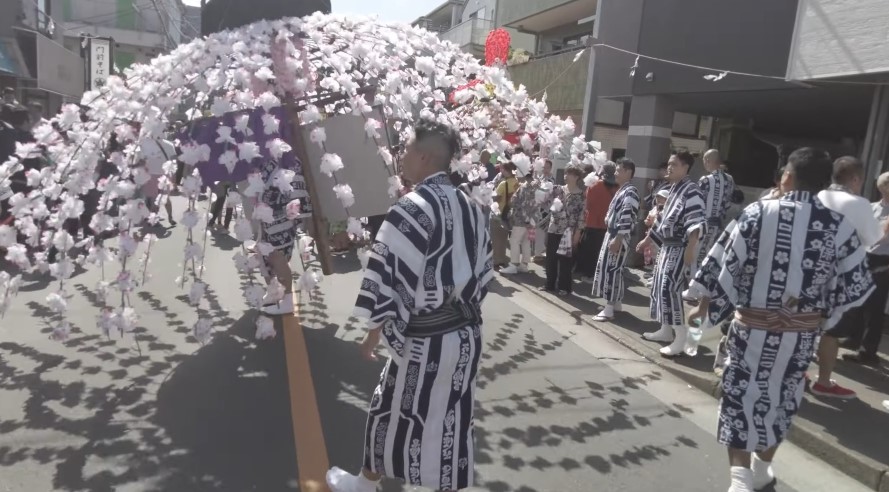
[0,299,299,491]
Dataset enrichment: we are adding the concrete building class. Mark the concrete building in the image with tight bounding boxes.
[180,4,201,44]
[412,1,535,63]
[0,0,84,114]
[59,0,184,72]
[499,0,710,167]
[588,0,888,196]
[200,0,331,35]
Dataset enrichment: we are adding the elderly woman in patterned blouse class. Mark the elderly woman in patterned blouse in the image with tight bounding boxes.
[543,165,585,295]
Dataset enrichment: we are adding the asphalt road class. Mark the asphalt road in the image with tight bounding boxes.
[0,201,873,491]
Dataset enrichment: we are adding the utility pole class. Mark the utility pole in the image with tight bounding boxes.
[580,36,597,139]
[580,0,603,139]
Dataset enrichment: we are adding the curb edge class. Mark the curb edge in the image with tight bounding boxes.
[516,279,889,491]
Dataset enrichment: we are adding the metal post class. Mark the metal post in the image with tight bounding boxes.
[861,86,889,199]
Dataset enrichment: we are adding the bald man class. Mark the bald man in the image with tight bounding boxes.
[684,149,735,302]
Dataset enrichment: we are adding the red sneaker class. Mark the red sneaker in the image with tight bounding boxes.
[810,380,857,399]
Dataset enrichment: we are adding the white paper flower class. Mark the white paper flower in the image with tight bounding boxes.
[234,114,253,135]
[347,217,365,239]
[265,278,286,304]
[320,153,344,177]
[550,197,563,212]
[219,150,239,173]
[378,147,393,166]
[387,175,402,199]
[364,118,381,139]
[255,315,276,340]
[257,91,281,111]
[0,225,15,248]
[285,199,301,220]
[261,113,280,135]
[46,292,67,313]
[512,152,531,176]
[233,217,255,242]
[216,125,236,145]
[300,105,322,125]
[333,183,355,208]
[357,247,370,271]
[243,173,265,197]
[252,203,275,223]
[297,268,322,292]
[310,127,327,147]
[266,138,292,159]
[245,284,266,307]
[239,141,261,162]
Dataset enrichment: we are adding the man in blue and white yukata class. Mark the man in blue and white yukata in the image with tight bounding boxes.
[683,148,735,301]
[327,119,493,492]
[591,157,640,321]
[635,151,706,357]
[688,148,873,492]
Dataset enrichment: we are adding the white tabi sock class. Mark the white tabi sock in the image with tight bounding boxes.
[659,325,688,356]
[752,456,775,490]
[326,467,379,492]
[729,466,754,492]
[643,324,674,342]
[597,305,614,319]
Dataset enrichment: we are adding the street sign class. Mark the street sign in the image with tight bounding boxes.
[87,37,112,91]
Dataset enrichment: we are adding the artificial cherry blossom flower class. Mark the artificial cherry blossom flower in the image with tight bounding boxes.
[320,153,344,177]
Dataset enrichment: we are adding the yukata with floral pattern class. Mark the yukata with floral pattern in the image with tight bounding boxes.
[353,172,493,490]
[648,176,706,325]
[690,191,873,452]
[695,169,735,272]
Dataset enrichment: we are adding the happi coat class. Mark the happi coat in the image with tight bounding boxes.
[648,176,706,325]
[695,169,736,269]
[592,182,640,303]
[691,191,873,452]
[353,172,493,490]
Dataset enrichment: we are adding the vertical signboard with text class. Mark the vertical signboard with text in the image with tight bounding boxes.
[87,37,113,91]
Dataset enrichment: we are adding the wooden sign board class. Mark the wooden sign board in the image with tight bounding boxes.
[300,108,397,222]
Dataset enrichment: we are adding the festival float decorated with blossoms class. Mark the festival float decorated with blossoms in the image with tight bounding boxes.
[0,12,602,345]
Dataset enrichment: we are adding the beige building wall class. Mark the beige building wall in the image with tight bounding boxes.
[787,0,889,80]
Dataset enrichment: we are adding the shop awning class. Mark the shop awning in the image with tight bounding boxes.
[0,37,29,78]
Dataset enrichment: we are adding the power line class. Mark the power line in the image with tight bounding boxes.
[593,42,889,87]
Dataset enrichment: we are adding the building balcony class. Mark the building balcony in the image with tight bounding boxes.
[498,0,596,34]
[508,47,590,114]
[438,18,493,51]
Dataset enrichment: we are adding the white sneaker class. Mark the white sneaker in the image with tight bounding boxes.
[643,324,674,343]
[660,325,688,357]
[261,295,294,315]
[500,265,518,274]
[518,264,530,273]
